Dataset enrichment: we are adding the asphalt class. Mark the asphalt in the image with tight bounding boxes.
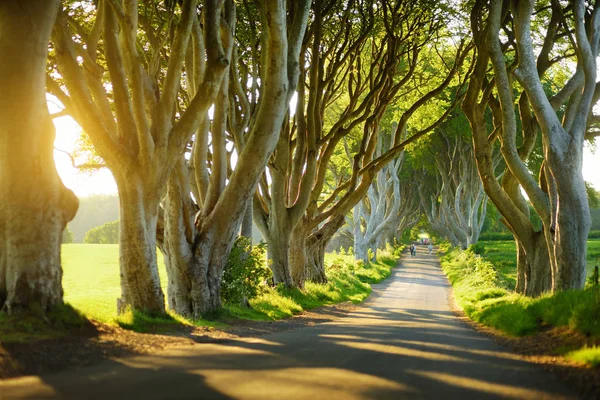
[1,249,577,400]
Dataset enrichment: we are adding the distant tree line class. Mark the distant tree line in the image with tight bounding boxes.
[83,221,119,244]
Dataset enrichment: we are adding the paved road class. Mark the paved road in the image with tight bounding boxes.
[1,250,576,399]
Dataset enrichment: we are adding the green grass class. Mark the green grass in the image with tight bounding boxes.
[0,244,401,341]
[566,346,600,367]
[479,239,600,289]
[0,303,90,343]
[441,247,600,338]
[229,249,401,320]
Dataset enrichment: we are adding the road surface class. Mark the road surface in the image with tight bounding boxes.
[1,249,576,399]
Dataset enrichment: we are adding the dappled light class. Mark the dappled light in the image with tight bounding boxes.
[1,0,599,398]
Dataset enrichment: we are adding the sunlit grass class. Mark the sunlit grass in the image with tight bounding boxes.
[229,249,401,320]
[480,240,600,289]
[57,244,401,329]
[442,246,600,338]
[566,346,600,367]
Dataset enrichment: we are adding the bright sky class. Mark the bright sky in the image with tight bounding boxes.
[53,115,118,197]
[52,113,600,198]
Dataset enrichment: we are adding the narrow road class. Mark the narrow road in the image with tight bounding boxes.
[2,250,576,399]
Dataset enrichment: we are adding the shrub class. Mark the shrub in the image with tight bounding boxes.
[62,226,74,244]
[84,220,119,244]
[479,232,514,241]
[221,238,271,305]
[589,230,600,239]
[437,241,452,254]
[467,242,486,255]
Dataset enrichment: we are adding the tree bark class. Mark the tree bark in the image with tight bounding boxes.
[0,0,78,314]
[294,215,345,285]
[116,176,165,315]
[549,159,590,290]
[266,229,294,286]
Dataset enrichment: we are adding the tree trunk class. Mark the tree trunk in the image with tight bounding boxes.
[240,198,254,240]
[116,178,165,315]
[266,229,293,286]
[305,237,327,284]
[301,216,345,285]
[550,162,590,290]
[523,232,552,297]
[161,165,195,315]
[515,241,527,295]
[0,0,78,314]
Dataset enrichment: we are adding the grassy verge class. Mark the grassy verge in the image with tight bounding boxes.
[1,244,402,341]
[566,347,600,367]
[0,304,90,343]
[228,248,401,320]
[478,240,600,290]
[441,247,600,341]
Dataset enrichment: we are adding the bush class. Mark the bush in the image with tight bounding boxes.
[62,226,74,244]
[437,241,452,254]
[467,242,486,255]
[221,237,271,305]
[84,220,119,244]
[589,230,600,239]
[442,246,600,339]
[479,232,514,241]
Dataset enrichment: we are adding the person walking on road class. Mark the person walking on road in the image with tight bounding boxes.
[428,244,433,255]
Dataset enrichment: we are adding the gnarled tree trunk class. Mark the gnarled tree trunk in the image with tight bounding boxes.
[0,0,78,315]
[116,175,165,314]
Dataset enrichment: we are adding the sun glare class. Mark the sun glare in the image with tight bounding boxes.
[52,115,117,197]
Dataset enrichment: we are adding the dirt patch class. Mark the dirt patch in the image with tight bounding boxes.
[0,301,358,380]
[446,286,600,400]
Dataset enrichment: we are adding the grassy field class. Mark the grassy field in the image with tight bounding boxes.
[479,240,600,290]
[56,244,400,328]
[61,244,168,323]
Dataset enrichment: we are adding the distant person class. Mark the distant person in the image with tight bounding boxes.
[409,244,415,257]
[428,244,433,255]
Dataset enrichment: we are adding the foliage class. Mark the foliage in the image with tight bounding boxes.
[467,242,486,255]
[479,232,513,241]
[83,220,119,244]
[437,241,452,254]
[62,226,74,244]
[442,247,600,338]
[479,232,514,241]
[229,247,402,320]
[566,347,600,367]
[68,195,119,243]
[587,182,600,209]
[589,230,600,239]
[221,238,271,305]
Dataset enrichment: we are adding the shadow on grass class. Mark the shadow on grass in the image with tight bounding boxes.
[226,252,400,321]
[0,303,91,343]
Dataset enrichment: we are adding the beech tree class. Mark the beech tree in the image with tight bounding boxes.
[158,0,311,316]
[254,0,471,286]
[463,0,600,294]
[50,0,237,314]
[350,126,419,262]
[0,0,78,314]
[418,132,488,249]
